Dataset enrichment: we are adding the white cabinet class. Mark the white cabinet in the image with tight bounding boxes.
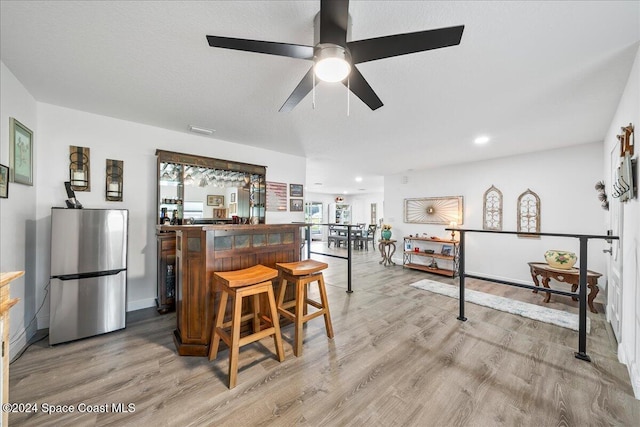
[329,203,351,224]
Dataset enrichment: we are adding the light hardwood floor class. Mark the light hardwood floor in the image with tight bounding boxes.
[9,242,640,426]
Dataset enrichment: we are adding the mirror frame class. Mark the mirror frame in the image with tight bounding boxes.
[156,149,266,225]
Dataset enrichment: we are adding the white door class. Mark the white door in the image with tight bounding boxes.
[607,143,623,343]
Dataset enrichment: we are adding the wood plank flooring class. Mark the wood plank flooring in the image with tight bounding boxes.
[9,243,640,426]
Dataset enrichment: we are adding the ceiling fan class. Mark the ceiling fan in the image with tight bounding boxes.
[206,0,464,112]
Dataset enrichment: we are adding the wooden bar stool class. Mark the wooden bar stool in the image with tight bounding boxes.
[208,264,284,389]
[275,259,334,356]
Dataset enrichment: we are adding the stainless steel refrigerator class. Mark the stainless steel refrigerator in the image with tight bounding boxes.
[49,207,128,345]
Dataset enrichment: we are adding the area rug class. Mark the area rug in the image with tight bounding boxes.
[410,279,590,333]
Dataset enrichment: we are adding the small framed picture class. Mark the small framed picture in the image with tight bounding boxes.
[230,192,236,203]
[9,117,33,186]
[441,244,453,256]
[0,164,9,198]
[290,183,303,197]
[290,198,303,212]
[207,195,224,206]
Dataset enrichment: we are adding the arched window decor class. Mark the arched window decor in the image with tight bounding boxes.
[483,185,503,230]
[517,189,540,235]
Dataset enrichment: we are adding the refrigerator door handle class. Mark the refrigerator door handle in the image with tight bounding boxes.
[53,268,127,281]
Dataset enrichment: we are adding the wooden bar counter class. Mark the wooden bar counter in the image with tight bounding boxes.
[157,224,302,356]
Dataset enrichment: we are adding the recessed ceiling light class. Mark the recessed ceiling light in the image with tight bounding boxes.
[189,125,215,135]
[474,135,490,145]
[355,176,363,182]
[314,182,323,186]
[343,191,348,194]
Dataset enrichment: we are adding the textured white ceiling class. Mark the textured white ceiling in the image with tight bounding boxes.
[1,1,639,195]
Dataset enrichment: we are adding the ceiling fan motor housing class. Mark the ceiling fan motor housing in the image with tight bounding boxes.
[314,44,352,82]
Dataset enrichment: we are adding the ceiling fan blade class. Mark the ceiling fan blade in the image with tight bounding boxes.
[206,35,314,60]
[319,0,349,45]
[279,67,318,112]
[347,25,464,64]
[344,66,383,111]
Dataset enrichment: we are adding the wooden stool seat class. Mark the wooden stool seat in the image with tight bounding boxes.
[276,259,328,276]
[276,260,333,356]
[208,265,284,389]
[214,264,279,288]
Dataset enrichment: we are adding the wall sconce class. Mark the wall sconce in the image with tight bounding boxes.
[106,159,123,202]
[69,146,90,191]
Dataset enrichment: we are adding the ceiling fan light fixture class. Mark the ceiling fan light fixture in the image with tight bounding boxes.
[314,45,351,83]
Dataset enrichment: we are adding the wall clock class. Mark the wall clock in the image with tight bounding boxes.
[404,196,463,224]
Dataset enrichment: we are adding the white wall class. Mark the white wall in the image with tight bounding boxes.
[603,44,640,399]
[0,62,40,360]
[384,142,606,285]
[33,103,306,322]
[2,58,306,358]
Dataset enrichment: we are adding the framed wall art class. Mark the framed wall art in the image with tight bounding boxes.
[207,195,224,206]
[482,185,503,230]
[0,164,9,198]
[290,183,303,197]
[290,198,303,212]
[404,196,463,225]
[517,189,540,237]
[9,117,33,186]
[266,181,287,211]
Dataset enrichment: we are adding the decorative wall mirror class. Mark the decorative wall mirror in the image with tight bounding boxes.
[517,189,540,236]
[156,150,266,225]
[404,196,463,224]
[483,185,503,230]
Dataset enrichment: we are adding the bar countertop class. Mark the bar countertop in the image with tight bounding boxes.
[156,223,304,233]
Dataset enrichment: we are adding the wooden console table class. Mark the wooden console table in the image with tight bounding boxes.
[378,239,396,267]
[528,262,601,313]
[0,271,22,427]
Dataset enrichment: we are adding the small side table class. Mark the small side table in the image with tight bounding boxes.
[528,262,601,313]
[378,239,397,267]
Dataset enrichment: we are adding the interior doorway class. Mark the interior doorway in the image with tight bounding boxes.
[305,202,324,241]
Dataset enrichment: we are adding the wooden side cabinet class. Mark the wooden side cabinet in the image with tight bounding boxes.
[0,271,22,427]
[403,236,459,277]
[156,232,176,313]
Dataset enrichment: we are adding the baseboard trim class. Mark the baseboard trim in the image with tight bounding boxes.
[127,297,156,312]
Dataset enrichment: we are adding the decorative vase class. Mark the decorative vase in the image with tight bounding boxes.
[544,250,577,269]
[381,230,392,240]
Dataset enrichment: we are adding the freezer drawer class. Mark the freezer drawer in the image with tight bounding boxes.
[49,271,126,345]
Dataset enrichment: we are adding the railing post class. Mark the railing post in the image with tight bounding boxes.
[347,224,353,293]
[457,230,467,321]
[575,236,591,362]
[306,225,311,259]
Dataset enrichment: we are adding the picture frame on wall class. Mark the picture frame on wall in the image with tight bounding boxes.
[0,164,9,198]
[230,192,236,203]
[9,117,33,186]
[290,198,303,212]
[290,183,303,197]
[207,195,224,206]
